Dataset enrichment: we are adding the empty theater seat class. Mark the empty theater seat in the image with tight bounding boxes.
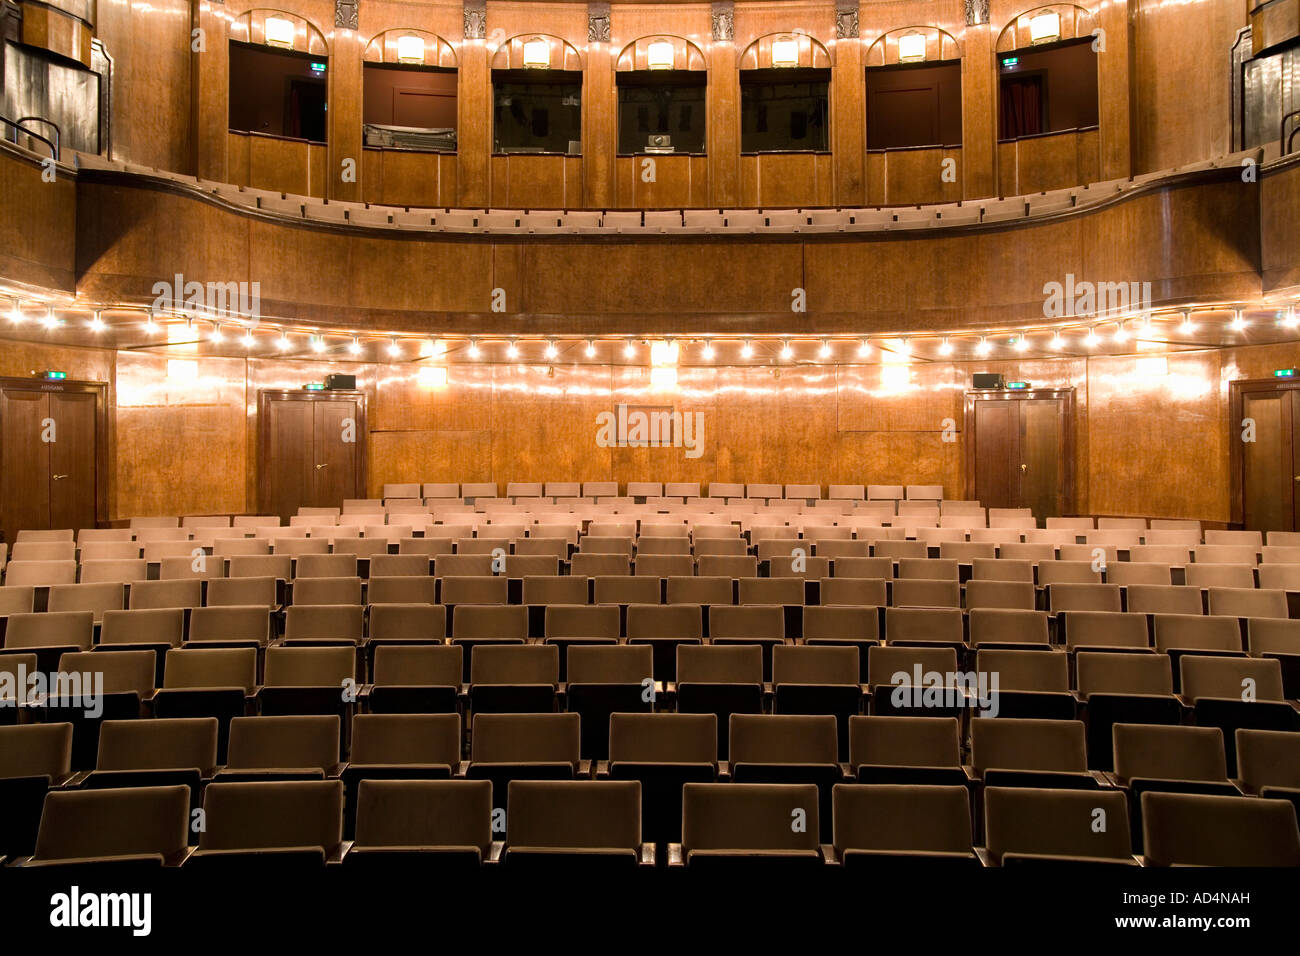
[677,783,822,867]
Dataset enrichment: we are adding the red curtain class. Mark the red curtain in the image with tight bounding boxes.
[1000,77,1043,139]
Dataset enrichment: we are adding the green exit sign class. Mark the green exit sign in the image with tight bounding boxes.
[1006,381,1030,390]
[41,370,67,381]
[1002,56,1019,67]
[1275,369,1297,378]
[303,382,325,391]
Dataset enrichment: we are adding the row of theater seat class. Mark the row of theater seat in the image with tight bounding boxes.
[3,641,1296,770]
[73,146,1262,240]
[5,712,1299,867]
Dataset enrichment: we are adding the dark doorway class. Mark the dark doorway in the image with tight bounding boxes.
[965,388,1075,520]
[258,390,367,520]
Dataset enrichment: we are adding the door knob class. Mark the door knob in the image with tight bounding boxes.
[1020,464,1028,473]
[1294,476,1300,482]
[51,474,68,480]
[315,463,328,470]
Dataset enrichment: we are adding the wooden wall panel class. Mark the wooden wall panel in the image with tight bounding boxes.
[997,129,1100,196]
[1261,158,1300,292]
[0,147,76,290]
[4,336,1300,520]
[867,148,964,206]
[114,351,247,518]
[740,153,834,207]
[614,155,710,207]
[491,155,584,207]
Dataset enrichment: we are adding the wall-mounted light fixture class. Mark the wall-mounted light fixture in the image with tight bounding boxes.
[264,16,295,49]
[523,37,550,69]
[397,35,425,64]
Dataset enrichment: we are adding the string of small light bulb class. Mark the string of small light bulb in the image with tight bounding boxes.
[3,290,1297,364]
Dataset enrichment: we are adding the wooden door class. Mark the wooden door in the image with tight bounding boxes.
[966,388,1075,520]
[1020,399,1066,519]
[0,378,105,543]
[972,400,1019,510]
[0,388,51,544]
[1233,380,1300,532]
[259,390,366,519]
[48,391,99,533]
[312,397,362,508]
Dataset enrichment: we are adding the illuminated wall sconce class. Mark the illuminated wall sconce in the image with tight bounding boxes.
[1029,11,1060,44]
[397,35,425,64]
[898,33,926,63]
[771,36,799,68]
[647,39,674,70]
[650,339,680,366]
[264,16,295,49]
[418,366,449,388]
[523,37,550,68]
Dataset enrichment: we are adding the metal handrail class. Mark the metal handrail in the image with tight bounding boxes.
[1282,108,1300,156]
[1,116,58,161]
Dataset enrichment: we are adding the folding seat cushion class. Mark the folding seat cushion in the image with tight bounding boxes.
[968,608,1051,649]
[866,645,965,718]
[883,606,963,647]
[728,714,841,839]
[1185,563,1255,589]
[635,555,695,578]
[695,555,758,578]
[346,779,493,868]
[1107,563,1173,586]
[189,605,273,646]
[339,713,461,831]
[816,540,872,559]
[47,582,125,624]
[128,578,202,610]
[891,578,961,608]
[984,787,1134,865]
[284,605,365,644]
[1258,563,1300,589]
[0,585,35,615]
[292,576,363,606]
[229,555,293,580]
[680,783,822,867]
[1194,544,1260,565]
[570,553,632,577]
[675,644,763,759]
[666,576,732,606]
[1206,587,1288,620]
[565,645,654,760]
[0,723,74,859]
[939,542,996,563]
[220,715,342,780]
[1235,729,1300,809]
[370,554,432,578]
[1124,584,1201,616]
[87,717,219,795]
[969,718,1094,789]
[964,580,1036,610]
[1047,583,1122,613]
[898,558,959,581]
[5,561,78,587]
[971,558,1034,582]
[368,603,446,644]
[832,783,976,865]
[1141,792,1300,866]
[503,780,643,866]
[370,644,462,714]
[1074,652,1178,769]
[206,576,277,609]
[4,611,93,672]
[847,715,963,785]
[467,713,582,815]
[188,780,344,867]
[27,784,191,867]
[368,576,438,605]
[1178,656,1297,771]
[11,542,75,562]
[975,648,1073,719]
[626,603,704,683]
[591,576,657,606]
[469,644,559,713]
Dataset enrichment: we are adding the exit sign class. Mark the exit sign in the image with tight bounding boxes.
[1275,369,1297,378]
[1006,381,1030,390]
[40,370,67,381]
[303,383,325,391]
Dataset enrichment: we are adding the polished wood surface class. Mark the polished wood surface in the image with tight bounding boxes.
[0,338,1290,523]
[82,0,1245,206]
[258,390,367,518]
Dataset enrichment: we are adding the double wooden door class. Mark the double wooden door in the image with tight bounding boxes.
[0,378,103,543]
[965,389,1075,519]
[1233,380,1300,532]
[258,390,367,520]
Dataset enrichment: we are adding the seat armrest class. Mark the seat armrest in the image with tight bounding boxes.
[820,844,838,865]
[666,843,684,866]
[487,841,505,864]
[639,843,656,867]
[594,760,610,779]
[974,847,995,866]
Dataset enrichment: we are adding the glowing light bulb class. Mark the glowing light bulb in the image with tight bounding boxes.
[780,341,793,360]
[545,341,558,359]
[701,341,715,361]
[938,338,953,356]
[741,341,754,359]
[818,340,832,359]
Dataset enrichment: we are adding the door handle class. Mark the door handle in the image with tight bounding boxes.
[1020,464,1028,473]
[51,474,68,480]
[315,463,328,470]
